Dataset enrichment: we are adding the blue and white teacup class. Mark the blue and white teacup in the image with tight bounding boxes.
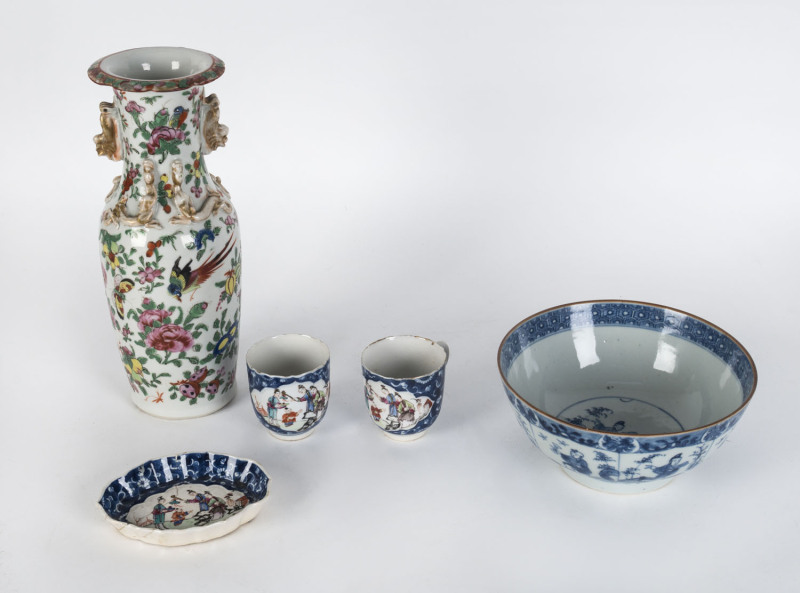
[247,334,330,441]
[361,335,449,441]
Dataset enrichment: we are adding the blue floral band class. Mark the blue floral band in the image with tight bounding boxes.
[247,360,329,391]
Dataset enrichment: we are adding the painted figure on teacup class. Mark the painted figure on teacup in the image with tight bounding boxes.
[251,380,329,434]
[264,389,289,421]
[365,381,434,432]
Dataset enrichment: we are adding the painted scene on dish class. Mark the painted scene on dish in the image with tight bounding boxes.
[126,483,250,530]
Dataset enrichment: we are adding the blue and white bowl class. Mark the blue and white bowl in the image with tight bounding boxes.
[498,301,757,494]
[98,452,270,545]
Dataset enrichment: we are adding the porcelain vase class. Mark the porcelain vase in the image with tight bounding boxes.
[89,47,241,419]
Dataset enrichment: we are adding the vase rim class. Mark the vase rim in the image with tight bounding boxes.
[88,47,224,92]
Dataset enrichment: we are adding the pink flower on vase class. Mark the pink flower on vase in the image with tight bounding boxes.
[188,87,200,98]
[191,113,200,128]
[190,186,203,198]
[145,324,194,352]
[146,126,186,154]
[125,101,145,113]
[137,266,163,284]
[137,308,171,332]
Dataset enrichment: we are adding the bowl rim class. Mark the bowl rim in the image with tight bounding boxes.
[497,299,758,438]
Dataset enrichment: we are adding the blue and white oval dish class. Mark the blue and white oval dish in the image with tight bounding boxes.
[98,452,270,545]
[498,300,757,494]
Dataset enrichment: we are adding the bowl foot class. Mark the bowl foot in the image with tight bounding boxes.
[563,468,675,494]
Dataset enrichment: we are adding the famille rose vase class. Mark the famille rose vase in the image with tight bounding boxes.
[89,47,241,419]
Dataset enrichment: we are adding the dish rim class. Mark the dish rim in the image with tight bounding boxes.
[98,451,270,546]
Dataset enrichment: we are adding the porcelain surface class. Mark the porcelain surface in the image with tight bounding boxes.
[247,335,331,440]
[99,452,269,546]
[88,47,225,92]
[90,47,240,419]
[362,336,449,440]
[498,301,757,493]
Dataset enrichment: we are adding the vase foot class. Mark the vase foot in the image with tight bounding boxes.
[131,380,237,420]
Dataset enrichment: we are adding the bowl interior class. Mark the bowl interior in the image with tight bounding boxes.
[500,302,755,435]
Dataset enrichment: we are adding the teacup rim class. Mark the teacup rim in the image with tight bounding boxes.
[246,333,330,379]
[497,299,758,438]
[361,334,448,380]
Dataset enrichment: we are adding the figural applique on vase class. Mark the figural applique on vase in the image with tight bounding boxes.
[89,47,241,419]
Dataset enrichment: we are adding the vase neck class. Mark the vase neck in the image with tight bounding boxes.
[99,84,233,230]
[113,87,204,166]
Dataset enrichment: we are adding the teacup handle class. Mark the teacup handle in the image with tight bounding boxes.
[436,341,450,365]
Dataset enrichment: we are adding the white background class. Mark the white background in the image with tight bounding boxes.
[1,1,798,591]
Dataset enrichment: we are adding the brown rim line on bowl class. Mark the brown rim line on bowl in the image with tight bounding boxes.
[497,300,756,494]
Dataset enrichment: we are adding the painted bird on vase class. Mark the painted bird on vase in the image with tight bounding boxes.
[169,106,188,129]
[168,235,235,302]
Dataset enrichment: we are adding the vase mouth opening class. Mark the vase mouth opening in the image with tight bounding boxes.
[89,47,224,92]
